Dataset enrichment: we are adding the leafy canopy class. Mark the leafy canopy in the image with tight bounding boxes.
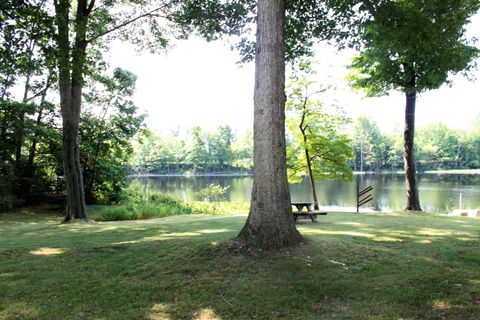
[349,0,480,96]
[174,0,363,62]
[286,61,353,183]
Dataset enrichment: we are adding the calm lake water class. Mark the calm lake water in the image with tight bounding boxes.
[129,173,480,213]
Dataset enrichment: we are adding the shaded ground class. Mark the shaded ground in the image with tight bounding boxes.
[1,209,479,319]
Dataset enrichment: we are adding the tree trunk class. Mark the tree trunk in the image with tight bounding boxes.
[26,75,51,176]
[360,142,363,171]
[62,93,88,220]
[305,148,319,210]
[0,104,9,172]
[404,91,422,211]
[14,73,32,176]
[14,40,35,176]
[55,0,89,221]
[299,117,319,210]
[236,0,303,249]
[26,106,43,176]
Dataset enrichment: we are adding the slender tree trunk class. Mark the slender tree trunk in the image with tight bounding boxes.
[0,107,9,173]
[26,105,43,175]
[404,91,422,211]
[14,40,36,176]
[236,0,303,249]
[360,143,363,171]
[299,118,318,210]
[27,75,51,175]
[14,73,32,176]
[305,148,319,210]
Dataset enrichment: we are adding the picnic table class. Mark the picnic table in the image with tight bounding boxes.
[291,201,327,223]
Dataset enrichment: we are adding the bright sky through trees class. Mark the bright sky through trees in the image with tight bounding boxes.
[108,14,480,134]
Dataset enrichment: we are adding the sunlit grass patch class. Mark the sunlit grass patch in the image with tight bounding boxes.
[29,247,65,256]
[193,308,221,320]
[0,303,39,319]
[147,303,171,320]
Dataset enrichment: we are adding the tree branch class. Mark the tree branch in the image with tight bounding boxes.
[288,165,307,178]
[310,153,343,166]
[86,0,95,15]
[25,75,53,102]
[87,0,177,43]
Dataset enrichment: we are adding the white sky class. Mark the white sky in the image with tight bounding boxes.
[108,14,480,134]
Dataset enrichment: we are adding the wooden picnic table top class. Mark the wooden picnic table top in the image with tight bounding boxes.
[291,201,318,212]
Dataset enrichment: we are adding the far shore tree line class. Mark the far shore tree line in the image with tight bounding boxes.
[1,0,479,249]
[129,115,480,175]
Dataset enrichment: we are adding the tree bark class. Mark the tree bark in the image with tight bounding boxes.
[305,147,319,210]
[54,0,89,221]
[299,114,319,210]
[404,91,422,211]
[236,0,303,249]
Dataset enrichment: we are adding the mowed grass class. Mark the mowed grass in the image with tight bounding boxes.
[1,209,479,320]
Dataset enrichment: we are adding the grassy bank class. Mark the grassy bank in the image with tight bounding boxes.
[1,210,479,319]
[88,201,249,221]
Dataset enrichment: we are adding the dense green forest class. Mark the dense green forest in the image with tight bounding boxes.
[129,116,480,175]
[129,126,253,174]
[0,68,145,209]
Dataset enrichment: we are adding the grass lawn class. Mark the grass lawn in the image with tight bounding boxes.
[1,209,479,320]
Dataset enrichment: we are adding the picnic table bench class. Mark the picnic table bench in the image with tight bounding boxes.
[291,201,327,223]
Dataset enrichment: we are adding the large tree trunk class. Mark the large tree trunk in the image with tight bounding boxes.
[404,91,422,211]
[236,0,303,249]
[55,0,89,221]
[61,85,88,221]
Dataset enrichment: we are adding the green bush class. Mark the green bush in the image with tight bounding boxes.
[91,183,250,221]
[93,183,195,221]
[195,184,229,202]
[95,205,140,221]
[0,195,23,213]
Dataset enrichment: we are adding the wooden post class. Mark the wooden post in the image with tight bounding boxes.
[356,183,373,213]
[356,181,360,213]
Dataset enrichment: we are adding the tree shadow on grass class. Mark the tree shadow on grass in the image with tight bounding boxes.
[0,212,479,319]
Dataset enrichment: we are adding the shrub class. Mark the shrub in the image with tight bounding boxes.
[95,205,140,221]
[0,194,23,213]
[94,183,195,221]
[195,184,229,202]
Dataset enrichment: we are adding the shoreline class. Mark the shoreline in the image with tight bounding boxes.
[130,169,480,178]
[129,173,253,178]
[355,169,480,175]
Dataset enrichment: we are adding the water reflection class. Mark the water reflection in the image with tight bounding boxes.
[129,173,480,213]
